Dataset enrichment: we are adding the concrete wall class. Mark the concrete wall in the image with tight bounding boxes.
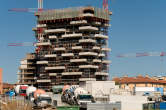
[110,95,148,110]
[80,81,115,97]
[87,102,121,110]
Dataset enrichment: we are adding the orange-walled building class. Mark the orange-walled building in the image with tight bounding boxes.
[0,68,2,94]
[112,75,166,92]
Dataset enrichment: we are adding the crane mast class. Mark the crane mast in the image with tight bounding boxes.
[103,0,109,10]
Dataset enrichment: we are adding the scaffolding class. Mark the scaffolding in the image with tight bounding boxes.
[18,6,111,91]
[36,7,110,21]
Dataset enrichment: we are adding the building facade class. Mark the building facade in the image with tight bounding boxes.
[19,7,111,91]
[113,75,166,92]
[18,53,36,85]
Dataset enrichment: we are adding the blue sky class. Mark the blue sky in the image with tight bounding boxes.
[0,0,165,83]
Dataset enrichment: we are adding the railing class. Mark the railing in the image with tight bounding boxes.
[22,77,34,79]
[60,79,79,83]
[81,74,96,78]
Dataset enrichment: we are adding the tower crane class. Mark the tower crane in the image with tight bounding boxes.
[8,0,111,55]
[9,0,110,13]
[8,42,35,46]
[8,0,43,13]
[117,52,166,58]
[8,0,44,47]
[117,51,166,74]
[8,0,110,47]
[103,0,109,10]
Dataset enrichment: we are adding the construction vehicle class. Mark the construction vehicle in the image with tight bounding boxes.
[15,85,28,96]
[34,94,52,108]
[26,86,37,101]
[74,87,95,106]
[33,89,52,108]
[61,86,94,107]
[147,92,162,102]
[5,90,15,97]
[52,85,63,94]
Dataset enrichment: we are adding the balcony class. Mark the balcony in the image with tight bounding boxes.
[36,24,47,28]
[19,81,35,84]
[18,72,34,75]
[94,34,108,39]
[92,46,101,50]
[62,72,82,75]
[45,66,65,70]
[37,79,51,83]
[70,59,87,63]
[49,73,57,76]
[79,65,98,69]
[62,53,74,57]
[54,47,66,51]
[20,60,28,65]
[26,53,36,59]
[22,77,34,80]
[79,26,98,31]
[37,61,48,64]
[93,59,102,63]
[95,72,109,76]
[72,46,82,50]
[79,78,96,81]
[32,27,37,31]
[92,22,101,26]
[79,52,98,56]
[26,67,35,70]
[44,54,57,58]
[104,23,110,27]
[79,39,96,43]
[19,65,35,70]
[45,28,66,33]
[70,20,87,25]
[36,42,51,46]
[62,33,82,38]
[98,53,105,57]
[82,13,94,17]
[102,60,111,64]
[101,48,111,51]
[49,35,57,39]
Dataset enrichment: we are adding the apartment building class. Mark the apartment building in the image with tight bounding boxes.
[19,6,111,91]
[18,53,36,85]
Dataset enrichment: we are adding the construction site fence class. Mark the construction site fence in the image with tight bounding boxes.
[0,95,33,110]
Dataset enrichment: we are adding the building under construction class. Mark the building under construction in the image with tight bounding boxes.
[18,6,111,91]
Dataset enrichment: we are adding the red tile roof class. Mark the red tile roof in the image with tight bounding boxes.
[112,76,166,84]
[3,83,14,89]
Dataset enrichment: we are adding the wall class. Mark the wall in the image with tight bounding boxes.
[120,83,166,93]
[80,81,115,97]
[87,102,121,110]
[110,94,148,110]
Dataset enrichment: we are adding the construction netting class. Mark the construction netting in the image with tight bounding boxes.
[37,7,110,21]
[94,8,110,20]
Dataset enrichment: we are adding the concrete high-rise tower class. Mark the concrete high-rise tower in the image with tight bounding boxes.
[19,6,111,91]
